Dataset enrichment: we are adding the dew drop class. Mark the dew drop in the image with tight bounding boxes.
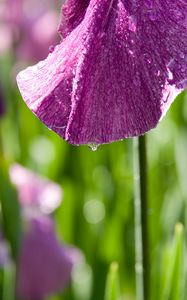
[157,70,160,76]
[128,49,134,56]
[167,67,173,80]
[128,15,137,32]
[88,143,100,151]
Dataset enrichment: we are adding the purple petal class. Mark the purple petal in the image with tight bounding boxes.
[1,0,59,62]
[17,0,187,145]
[17,217,73,299]
[58,0,90,38]
[9,164,62,215]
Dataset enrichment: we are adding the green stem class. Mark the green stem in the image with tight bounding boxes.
[133,135,150,300]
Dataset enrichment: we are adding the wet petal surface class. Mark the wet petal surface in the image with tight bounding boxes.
[17,0,187,145]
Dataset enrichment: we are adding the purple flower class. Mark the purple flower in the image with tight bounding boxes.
[9,163,62,216]
[0,0,59,62]
[17,0,187,145]
[8,164,81,299]
[17,216,77,300]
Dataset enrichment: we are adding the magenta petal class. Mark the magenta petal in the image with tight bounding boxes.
[58,0,90,38]
[17,0,187,145]
[9,164,62,215]
[17,217,73,299]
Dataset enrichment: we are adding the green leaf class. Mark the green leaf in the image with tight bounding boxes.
[0,161,22,260]
[160,223,184,300]
[169,223,185,300]
[2,263,16,300]
[104,262,121,300]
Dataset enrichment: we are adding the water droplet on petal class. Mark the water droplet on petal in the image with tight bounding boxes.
[167,67,173,80]
[128,15,137,32]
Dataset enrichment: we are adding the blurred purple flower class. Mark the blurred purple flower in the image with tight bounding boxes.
[0,0,59,62]
[8,164,81,299]
[17,216,79,299]
[17,0,187,145]
[9,163,63,216]
[0,26,12,56]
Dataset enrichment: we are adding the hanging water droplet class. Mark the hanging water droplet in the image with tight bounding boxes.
[88,143,99,151]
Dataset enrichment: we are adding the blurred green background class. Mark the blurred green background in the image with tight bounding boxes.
[0,1,187,300]
[1,51,187,299]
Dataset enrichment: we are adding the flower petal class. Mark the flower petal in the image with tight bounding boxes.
[17,217,73,298]
[58,0,90,37]
[17,0,187,145]
[9,164,62,215]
